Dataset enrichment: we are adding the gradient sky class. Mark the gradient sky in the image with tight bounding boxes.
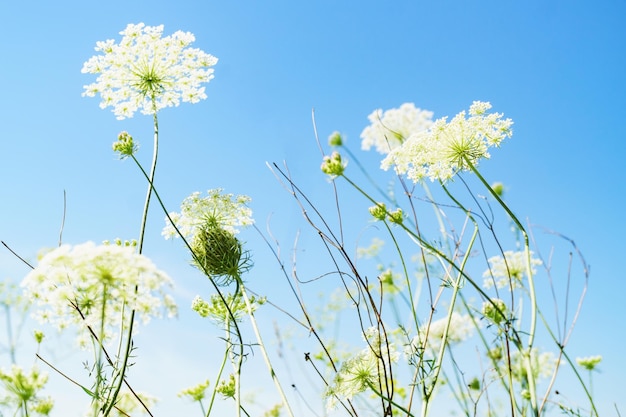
[1,1,625,416]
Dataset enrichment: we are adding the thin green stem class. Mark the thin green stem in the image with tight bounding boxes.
[238,282,295,417]
[106,110,159,416]
[421,223,477,417]
[463,156,539,415]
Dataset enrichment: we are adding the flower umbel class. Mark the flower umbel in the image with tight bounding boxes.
[361,103,434,154]
[82,23,218,119]
[0,365,52,414]
[162,189,253,241]
[381,101,513,182]
[576,355,602,371]
[483,250,542,290]
[21,241,177,347]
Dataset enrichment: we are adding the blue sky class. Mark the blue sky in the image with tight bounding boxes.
[1,1,625,415]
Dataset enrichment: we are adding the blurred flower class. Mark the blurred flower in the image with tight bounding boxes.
[361,103,434,154]
[407,312,476,356]
[482,298,508,325]
[21,241,177,347]
[328,131,343,147]
[82,22,218,119]
[191,292,265,324]
[178,379,210,402]
[0,365,52,415]
[356,237,385,259]
[162,189,253,241]
[483,250,542,290]
[576,355,602,371]
[381,101,513,182]
[216,374,236,399]
[108,391,158,417]
[508,348,559,381]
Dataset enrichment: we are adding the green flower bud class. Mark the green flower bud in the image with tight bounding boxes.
[113,131,138,159]
[328,131,343,147]
[491,182,505,197]
[192,219,252,285]
[369,203,387,221]
[388,208,404,224]
[321,151,346,178]
[482,299,508,325]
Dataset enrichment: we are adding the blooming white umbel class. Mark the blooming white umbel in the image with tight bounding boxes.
[162,189,254,241]
[361,103,434,154]
[21,242,177,347]
[82,23,218,119]
[483,250,542,290]
[382,101,513,182]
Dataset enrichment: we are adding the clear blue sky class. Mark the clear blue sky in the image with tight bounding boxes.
[1,1,624,415]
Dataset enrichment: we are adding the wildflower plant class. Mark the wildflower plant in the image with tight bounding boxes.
[268,100,596,417]
[0,20,603,417]
[81,22,218,119]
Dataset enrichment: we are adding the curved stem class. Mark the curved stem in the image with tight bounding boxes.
[105,111,159,416]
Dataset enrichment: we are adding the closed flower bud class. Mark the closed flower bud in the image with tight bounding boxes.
[192,220,252,285]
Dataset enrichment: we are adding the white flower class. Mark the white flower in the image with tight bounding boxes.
[82,23,218,119]
[21,242,176,346]
[361,103,434,154]
[508,348,559,381]
[407,312,476,356]
[483,250,542,290]
[381,101,513,182]
[326,327,398,410]
[162,189,254,241]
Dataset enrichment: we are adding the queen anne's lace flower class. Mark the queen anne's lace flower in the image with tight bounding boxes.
[325,327,398,410]
[483,250,542,290]
[381,101,513,182]
[406,312,476,357]
[162,189,253,240]
[82,23,218,119]
[361,103,434,154]
[21,242,177,347]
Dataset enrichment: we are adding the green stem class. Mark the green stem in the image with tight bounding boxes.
[463,157,539,415]
[421,224,477,417]
[206,347,230,417]
[238,282,295,417]
[105,111,159,416]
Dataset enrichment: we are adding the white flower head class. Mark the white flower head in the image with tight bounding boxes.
[361,103,434,154]
[381,101,513,182]
[326,327,398,410]
[509,348,559,381]
[162,189,254,241]
[408,312,476,355]
[483,250,542,290]
[82,23,218,119]
[21,242,176,347]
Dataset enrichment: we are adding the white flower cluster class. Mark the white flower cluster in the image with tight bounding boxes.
[82,23,218,119]
[162,189,254,240]
[508,348,559,381]
[360,103,434,154]
[21,242,177,347]
[381,101,513,182]
[326,327,398,410]
[406,312,476,356]
[483,250,542,290]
